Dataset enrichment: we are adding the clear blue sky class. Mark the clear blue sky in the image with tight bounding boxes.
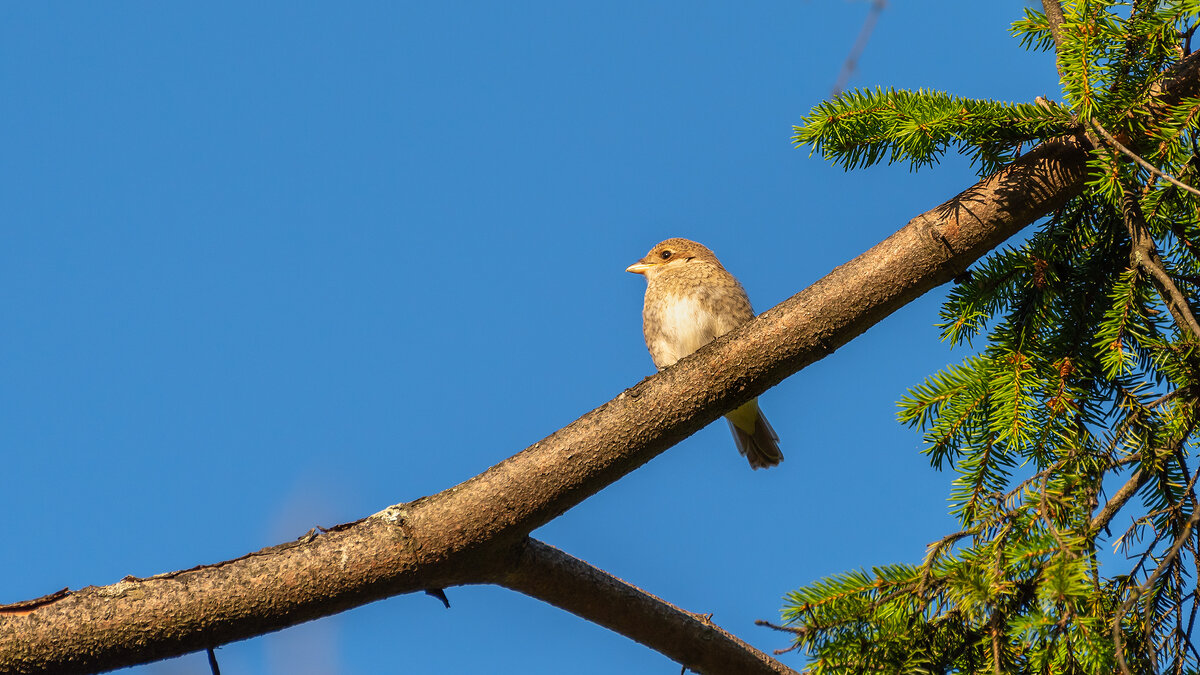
[1,3,1060,674]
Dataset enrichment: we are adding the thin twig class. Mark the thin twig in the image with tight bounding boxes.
[917,528,978,599]
[755,620,807,635]
[1113,416,1200,674]
[831,0,886,97]
[1101,388,1189,470]
[1039,473,1074,556]
[1145,461,1200,668]
[1184,22,1199,57]
[1115,511,1200,674]
[1092,119,1200,198]
[1093,469,1149,534]
[206,647,221,675]
[1006,446,1139,510]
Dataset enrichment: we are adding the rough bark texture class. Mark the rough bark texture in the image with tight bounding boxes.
[4,48,1199,675]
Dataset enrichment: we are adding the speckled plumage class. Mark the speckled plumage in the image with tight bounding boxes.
[627,238,783,470]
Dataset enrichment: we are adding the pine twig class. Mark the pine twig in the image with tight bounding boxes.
[918,528,978,599]
[1119,185,1200,342]
[831,0,886,97]
[1092,120,1200,198]
[1092,470,1148,534]
[1115,510,1200,675]
[755,619,807,635]
[1142,461,1200,667]
[753,621,805,657]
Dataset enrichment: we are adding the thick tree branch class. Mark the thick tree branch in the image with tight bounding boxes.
[0,129,1093,675]
[5,46,1200,675]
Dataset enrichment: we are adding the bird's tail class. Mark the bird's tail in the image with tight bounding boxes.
[725,400,783,470]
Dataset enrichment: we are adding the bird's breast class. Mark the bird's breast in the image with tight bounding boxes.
[643,291,726,369]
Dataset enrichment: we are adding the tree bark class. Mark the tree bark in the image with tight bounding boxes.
[5,48,1200,675]
[495,538,798,675]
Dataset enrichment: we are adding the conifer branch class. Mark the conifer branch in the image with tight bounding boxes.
[1121,186,1200,341]
[1040,0,1067,54]
[754,620,807,636]
[918,528,977,598]
[1092,119,1200,198]
[1115,510,1200,675]
[1091,469,1148,534]
[786,8,1200,672]
[1108,416,1200,673]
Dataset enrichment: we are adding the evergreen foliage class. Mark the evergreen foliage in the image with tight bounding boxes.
[785,2,1200,673]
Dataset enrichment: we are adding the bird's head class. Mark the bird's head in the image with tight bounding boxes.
[625,238,722,278]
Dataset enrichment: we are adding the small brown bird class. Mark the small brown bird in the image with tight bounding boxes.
[626,238,782,469]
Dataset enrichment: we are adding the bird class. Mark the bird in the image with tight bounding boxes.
[626,238,782,469]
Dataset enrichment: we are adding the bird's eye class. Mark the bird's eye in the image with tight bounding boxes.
[660,250,672,260]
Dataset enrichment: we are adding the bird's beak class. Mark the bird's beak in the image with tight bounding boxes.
[625,262,653,275]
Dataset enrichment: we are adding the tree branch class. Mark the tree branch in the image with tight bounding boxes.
[0,128,1091,675]
[1041,0,1069,85]
[1091,469,1148,534]
[1093,119,1200,198]
[1121,186,1200,341]
[495,538,798,675]
[1041,0,1067,53]
[831,0,886,97]
[4,44,1200,675]
[1115,510,1200,675]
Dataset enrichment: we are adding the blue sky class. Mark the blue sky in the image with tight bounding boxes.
[1,3,1061,674]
